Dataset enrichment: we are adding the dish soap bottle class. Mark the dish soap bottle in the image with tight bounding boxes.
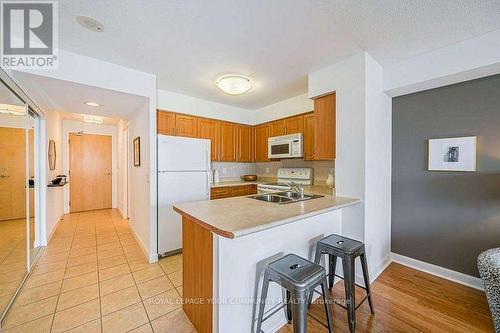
[213,169,220,183]
[326,173,334,188]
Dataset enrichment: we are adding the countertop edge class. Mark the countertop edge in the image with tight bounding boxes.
[173,206,235,239]
[174,196,360,239]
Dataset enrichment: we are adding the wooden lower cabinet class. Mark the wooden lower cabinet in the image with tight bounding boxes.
[210,184,257,200]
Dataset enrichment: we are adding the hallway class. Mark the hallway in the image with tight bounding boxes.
[1,210,194,332]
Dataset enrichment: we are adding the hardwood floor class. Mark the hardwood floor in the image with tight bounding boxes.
[278,263,494,333]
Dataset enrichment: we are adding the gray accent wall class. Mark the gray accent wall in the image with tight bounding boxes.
[392,74,500,277]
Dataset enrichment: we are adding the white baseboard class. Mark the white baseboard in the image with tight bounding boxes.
[391,252,483,290]
[45,214,64,245]
[128,222,158,263]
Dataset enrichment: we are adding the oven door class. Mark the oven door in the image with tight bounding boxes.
[268,140,292,159]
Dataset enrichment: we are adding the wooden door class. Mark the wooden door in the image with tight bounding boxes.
[176,114,198,138]
[198,118,218,161]
[69,133,112,212]
[157,111,176,135]
[284,115,304,134]
[0,127,27,221]
[254,123,269,162]
[237,125,253,162]
[314,93,336,160]
[304,113,315,161]
[269,120,286,137]
[218,122,237,161]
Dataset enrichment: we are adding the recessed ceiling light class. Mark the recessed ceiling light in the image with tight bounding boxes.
[84,102,100,107]
[76,16,104,32]
[215,74,252,95]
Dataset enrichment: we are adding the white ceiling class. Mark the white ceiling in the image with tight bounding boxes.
[11,71,147,120]
[55,1,500,109]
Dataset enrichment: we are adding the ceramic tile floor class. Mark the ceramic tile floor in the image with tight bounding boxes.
[0,209,195,333]
[0,218,30,314]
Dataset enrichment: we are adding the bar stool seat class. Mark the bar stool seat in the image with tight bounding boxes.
[311,235,375,333]
[256,254,333,333]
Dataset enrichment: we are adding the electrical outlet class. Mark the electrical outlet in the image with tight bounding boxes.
[222,168,227,174]
[330,168,334,174]
[266,167,270,174]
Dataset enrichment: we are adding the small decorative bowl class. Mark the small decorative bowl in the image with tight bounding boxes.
[243,175,257,181]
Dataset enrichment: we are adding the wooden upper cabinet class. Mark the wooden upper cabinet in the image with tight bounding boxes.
[175,114,198,138]
[313,93,336,160]
[284,115,304,135]
[254,123,270,162]
[218,122,237,161]
[157,111,176,135]
[304,113,315,161]
[198,118,218,161]
[269,119,286,137]
[237,125,253,162]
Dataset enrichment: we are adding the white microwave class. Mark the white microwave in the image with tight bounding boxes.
[268,133,303,159]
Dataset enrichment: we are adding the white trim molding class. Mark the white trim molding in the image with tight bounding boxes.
[391,253,483,290]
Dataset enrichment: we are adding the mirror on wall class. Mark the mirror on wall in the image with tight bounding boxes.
[0,80,28,319]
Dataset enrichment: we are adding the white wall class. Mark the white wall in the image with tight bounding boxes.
[0,114,25,128]
[158,90,253,125]
[61,120,119,213]
[253,93,314,124]
[128,101,156,261]
[116,119,129,218]
[384,29,500,97]
[44,111,64,242]
[309,52,392,279]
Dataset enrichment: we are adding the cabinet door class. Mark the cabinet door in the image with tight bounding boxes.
[198,118,218,161]
[175,114,198,138]
[237,125,253,162]
[314,93,335,160]
[254,123,270,162]
[269,120,286,137]
[157,111,176,135]
[304,113,315,160]
[284,115,304,134]
[218,122,237,161]
[231,185,250,197]
[210,187,231,200]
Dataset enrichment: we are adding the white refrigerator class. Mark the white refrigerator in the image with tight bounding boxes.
[157,135,211,256]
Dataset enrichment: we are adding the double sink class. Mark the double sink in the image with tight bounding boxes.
[249,191,323,204]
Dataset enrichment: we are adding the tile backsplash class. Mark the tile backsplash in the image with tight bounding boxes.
[212,160,334,186]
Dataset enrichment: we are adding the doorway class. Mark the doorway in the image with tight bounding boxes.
[69,133,112,212]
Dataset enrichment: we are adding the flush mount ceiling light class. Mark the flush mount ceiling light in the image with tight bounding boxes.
[215,74,252,95]
[0,103,25,116]
[76,16,104,32]
[84,101,100,107]
[83,115,103,124]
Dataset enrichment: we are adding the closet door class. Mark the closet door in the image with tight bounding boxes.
[0,79,29,321]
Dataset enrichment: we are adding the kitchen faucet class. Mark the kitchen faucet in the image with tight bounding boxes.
[288,181,305,198]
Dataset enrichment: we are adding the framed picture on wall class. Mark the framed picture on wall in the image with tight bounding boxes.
[133,137,141,167]
[428,136,476,171]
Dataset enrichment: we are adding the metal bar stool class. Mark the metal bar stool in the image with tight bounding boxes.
[256,254,333,333]
[310,234,374,333]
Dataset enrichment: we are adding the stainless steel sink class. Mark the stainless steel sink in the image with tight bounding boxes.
[249,191,324,204]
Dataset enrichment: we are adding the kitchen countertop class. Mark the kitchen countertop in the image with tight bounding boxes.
[173,190,358,239]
